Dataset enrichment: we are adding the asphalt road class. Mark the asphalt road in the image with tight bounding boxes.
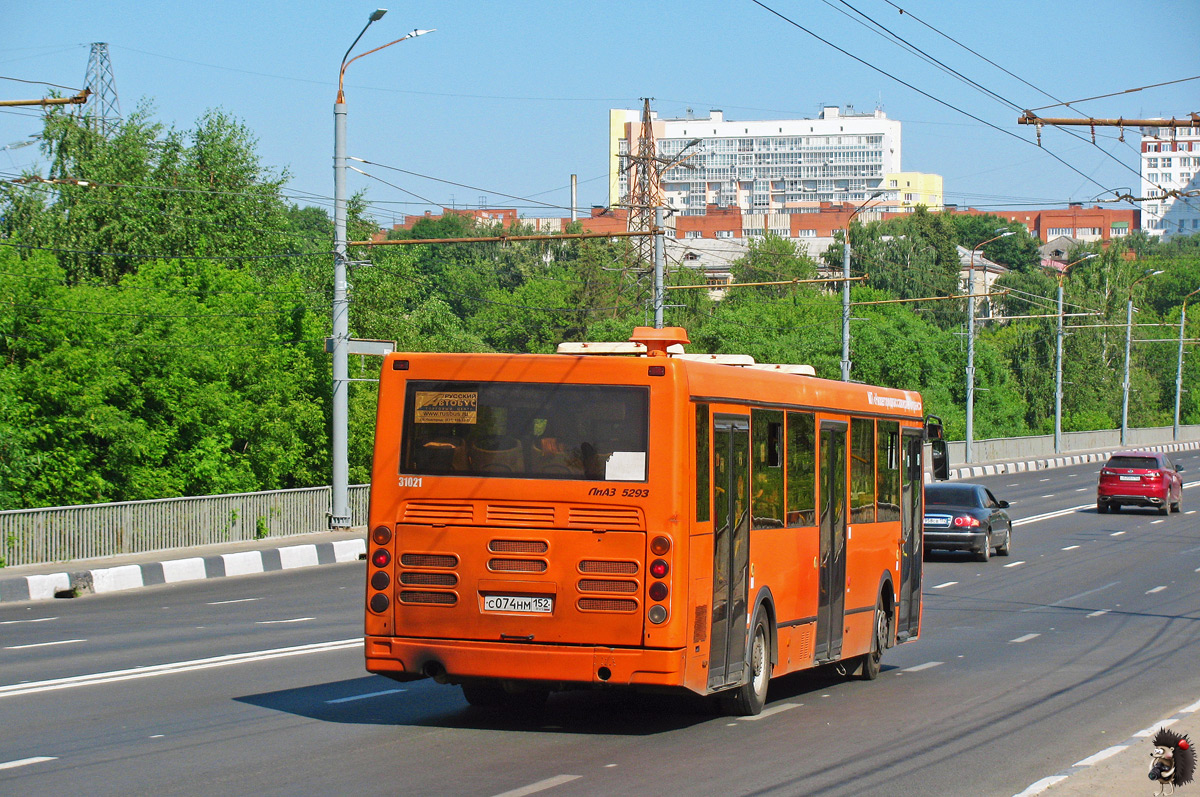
[2,451,1199,796]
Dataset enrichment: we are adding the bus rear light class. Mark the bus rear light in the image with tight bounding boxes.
[649,582,668,602]
[952,516,980,528]
[650,536,671,555]
[392,359,409,370]
[648,605,668,624]
[371,525,393,545]
[647,365,666,377]
[372,549,391,568]
[649,559,669,579]
[370,571,390,591]
[369,593,390,613]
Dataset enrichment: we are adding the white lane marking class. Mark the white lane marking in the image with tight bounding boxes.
[1004,561,1025,568]
[1062,545,1080,551]
[150,734,164,739]
[1152,520,1165,525]
[1136,720,1177,736]
[1039,478,1051,482]
[1087,610,1109,618]
[4,639,84,651]
[490,775,582,797]
[1074,488,1087,492]
[1013,503,1092,527]
[0,617,57,625]
[1147,586,1167,594]
[902,661,943,672]
[933,581,957,589]
[0,638,362,699]
[1188,510,1197,515]
[738,702,800,721]
[207,598,259,605]
[1041,494,1055,498]
[1111,531,1126,536]
[325,688,406,704]
[1014,775,1068,796]
[1073,745,1128,766]
[1182,699,1200,713]
[1010,633,1041,643]
[255,617,314,625]
[0,756,56,771]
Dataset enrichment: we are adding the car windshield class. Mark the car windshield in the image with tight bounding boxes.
[925,485,981,507]
[1107,456,1158,470]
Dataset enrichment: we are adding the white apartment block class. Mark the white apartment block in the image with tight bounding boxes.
[1140,122,1200,239]
[610,105,903,215]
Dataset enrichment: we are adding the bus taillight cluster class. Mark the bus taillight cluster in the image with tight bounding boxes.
[369,525,393,614]
[647,535,672,624]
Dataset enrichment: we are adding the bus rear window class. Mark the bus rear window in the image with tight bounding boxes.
[400,381,650,481]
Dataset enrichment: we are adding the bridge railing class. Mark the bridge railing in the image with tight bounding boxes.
[0,485,369,568]
[943,425,1200,467]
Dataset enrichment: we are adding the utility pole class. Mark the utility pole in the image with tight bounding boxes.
[840,191,883,382]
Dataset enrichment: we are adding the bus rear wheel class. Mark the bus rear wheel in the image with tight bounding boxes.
[723,618,770,716]
[857,595,888,681]
[461,679,548,710]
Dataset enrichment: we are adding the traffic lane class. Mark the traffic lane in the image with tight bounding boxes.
[0,563,366,687]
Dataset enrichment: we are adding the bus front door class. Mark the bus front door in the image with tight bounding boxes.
[815,421,848,663]
[896,430,924,640]
[708,415,751,690]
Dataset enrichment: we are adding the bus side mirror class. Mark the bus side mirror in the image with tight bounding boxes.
[930,440,949,481]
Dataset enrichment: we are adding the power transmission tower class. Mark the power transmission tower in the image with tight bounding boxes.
[83,42,121,133]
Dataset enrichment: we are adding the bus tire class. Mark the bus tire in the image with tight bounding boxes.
[857,594,888,681]
[723,617,771,716]
[461,679,507,707]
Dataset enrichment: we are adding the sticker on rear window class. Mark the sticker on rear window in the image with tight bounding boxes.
[414,392,478,424]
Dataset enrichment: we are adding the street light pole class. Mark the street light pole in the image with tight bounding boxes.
[1121,268,1164,447]
[1173,287,1200,441]
[1053,253,1097,453]
[841,189,883,382]
[965,229,1014,463]
[331,10,432,530]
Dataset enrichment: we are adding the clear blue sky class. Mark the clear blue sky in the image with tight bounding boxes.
[3,1,1198,226]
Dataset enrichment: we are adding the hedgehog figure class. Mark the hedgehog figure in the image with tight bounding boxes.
[1150,727,1196,796]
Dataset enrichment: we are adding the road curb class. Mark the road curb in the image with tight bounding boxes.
[0,538,365,604]
[948,440,1200,481]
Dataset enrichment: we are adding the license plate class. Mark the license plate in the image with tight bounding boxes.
[1119,475,1140,482]
[483,595,552,614]
[924,516,951,527]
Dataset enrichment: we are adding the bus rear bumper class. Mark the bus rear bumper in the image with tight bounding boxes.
[366,635,687,688]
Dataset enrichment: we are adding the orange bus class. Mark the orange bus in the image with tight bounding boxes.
[364,327,931,715]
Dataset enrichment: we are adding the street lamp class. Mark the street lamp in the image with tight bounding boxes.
[965,229,1015,463]
[1052,253,1097,453]
[331,10,433,530]
[1121,268,1164,447]
[840,189,884,382]
[1173,286,1200,441]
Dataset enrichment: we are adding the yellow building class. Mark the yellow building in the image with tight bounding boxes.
[883,172,943,211]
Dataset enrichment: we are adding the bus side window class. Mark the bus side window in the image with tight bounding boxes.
[751,409,784,530]
[786,411,816,526]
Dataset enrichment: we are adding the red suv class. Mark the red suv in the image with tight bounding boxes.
[1097,451,1184,515]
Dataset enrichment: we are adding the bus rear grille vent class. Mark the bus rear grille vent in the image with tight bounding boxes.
[578,578,638,594]
[579,560,638,575]
[577,598,638,613]
[400,571,458,587]
[693,604,708,643]
[400,553,459,569]
[486,504,556,526]
[566,507,644,530]
[488,558,547,573]
[489,539,549,554]
[403,502,474,524]
[399,591,458,606]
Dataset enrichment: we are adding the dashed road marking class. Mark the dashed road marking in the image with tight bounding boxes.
[255,617,313,625]
[1087,610,1109,618]
[739,702,801,721]
[490,775,582,797]
[1146,586,1167,594]
[1010,633,1040,643]
[1111,531,1126,536]
[902,661,943,672]
[0,756,56,771]
[325,688,406,704]
[4,639,84,651]
[0,617,57,625]
[1004,561,1025,568]
[1062,545,1080,551]
[207,598,260,605]
[933,581,957,589]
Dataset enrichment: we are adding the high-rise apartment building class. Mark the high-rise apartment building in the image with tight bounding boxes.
[609,105,928,215]
[1140,122,1200,239]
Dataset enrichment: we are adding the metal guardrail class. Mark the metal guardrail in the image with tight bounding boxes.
[0,485,369,568]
